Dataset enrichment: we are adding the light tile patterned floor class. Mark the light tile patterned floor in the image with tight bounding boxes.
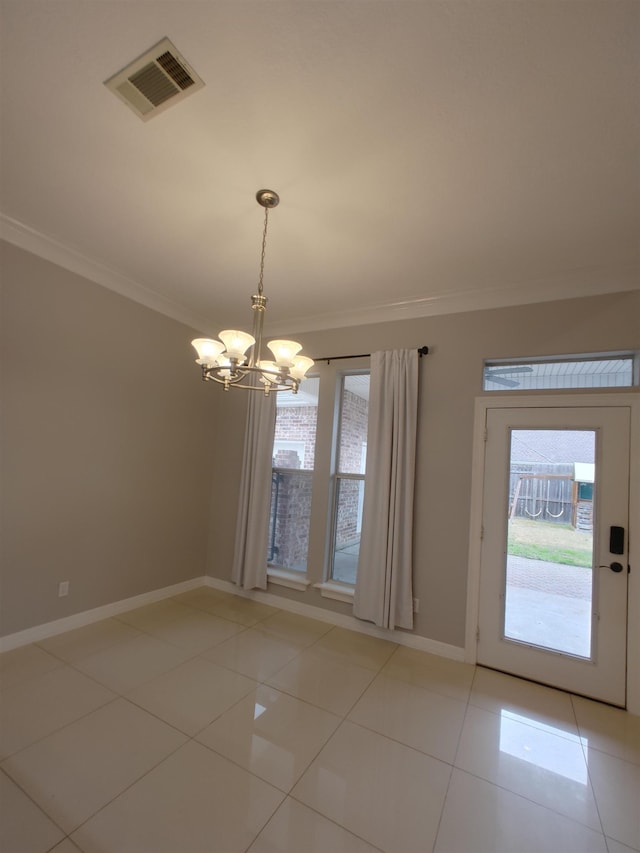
[1,586,639,853]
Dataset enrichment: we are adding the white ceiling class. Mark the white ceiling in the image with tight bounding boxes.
[1,1,638,336]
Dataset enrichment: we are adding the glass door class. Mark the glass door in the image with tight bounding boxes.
[477,407,630,706]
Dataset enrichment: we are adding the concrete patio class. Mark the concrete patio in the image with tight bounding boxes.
[334,549,593,658]
[506,556,592,657]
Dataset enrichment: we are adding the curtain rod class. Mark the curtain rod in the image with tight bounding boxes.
[312,346,428,364]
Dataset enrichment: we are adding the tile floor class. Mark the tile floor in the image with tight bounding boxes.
[1,586,639,853]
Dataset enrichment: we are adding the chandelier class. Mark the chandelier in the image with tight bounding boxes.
[191,190,313,393]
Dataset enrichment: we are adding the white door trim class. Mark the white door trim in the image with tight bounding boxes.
[465,392,640,714]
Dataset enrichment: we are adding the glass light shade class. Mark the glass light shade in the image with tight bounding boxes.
[215,355,235,377]
[290,355,314,381]
[267,339,303,367]
[191,338,225,366]
[258,360,279,383]
[219,330,256,360]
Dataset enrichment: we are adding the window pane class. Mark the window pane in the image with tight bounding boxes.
[330,372,370,584]
[268,470,313,572]
[273,377,319,471]
[337,374,370,474]
[268,377,319,572]
[504,429,595,658]
[483,356,635,391]
[331,477,365,584]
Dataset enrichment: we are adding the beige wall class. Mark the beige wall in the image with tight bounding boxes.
[207,290,640,648]
[1,241,219,636]
[2,239,638,649]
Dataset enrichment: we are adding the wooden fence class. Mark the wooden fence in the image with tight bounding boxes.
[509,462,579,526]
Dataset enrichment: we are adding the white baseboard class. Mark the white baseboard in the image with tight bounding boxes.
[205,576,465,662]
[0,577,206,652]
[1,575,464,664]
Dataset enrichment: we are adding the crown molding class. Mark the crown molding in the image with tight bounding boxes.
[3,213,637,338]
[0,213,213,333]
[267,265,640,335]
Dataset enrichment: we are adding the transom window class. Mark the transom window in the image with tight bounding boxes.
[483,353,637,392]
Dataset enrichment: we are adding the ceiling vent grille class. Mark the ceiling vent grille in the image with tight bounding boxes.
[105,38,204,121]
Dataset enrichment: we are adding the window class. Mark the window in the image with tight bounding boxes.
[265,362,370,594]
[267,377,319,573]
[483,353,637,392]
[329,373,370,584]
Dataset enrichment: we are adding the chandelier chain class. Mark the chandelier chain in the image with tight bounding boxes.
[258,207,269,296]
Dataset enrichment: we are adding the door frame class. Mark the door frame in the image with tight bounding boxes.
[465,393,640,713]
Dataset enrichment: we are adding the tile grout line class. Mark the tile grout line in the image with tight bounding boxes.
[428,661,479,853]
[0,764,69,841]
[0,685,118,764]
[569,691,623,851]
[451,672,609,843]
[283,791,388,853]
[64,733,191,846]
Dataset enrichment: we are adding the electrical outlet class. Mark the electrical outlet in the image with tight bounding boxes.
[413,597,419,613]
[58,581,69,597]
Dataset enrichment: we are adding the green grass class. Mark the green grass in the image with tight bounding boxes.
[507,518,593,568]
[507,541,592,567]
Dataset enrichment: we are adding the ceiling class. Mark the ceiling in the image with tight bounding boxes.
[1,1,638,336]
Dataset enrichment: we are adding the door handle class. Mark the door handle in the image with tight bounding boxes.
[599,562,625,573]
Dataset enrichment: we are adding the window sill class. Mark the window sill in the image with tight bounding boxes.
[314,581,355,604]
[267,568,310,592]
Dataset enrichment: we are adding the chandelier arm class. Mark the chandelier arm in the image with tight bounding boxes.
[202,368,298,393]
[202,363,297,388]
[209,382,297,393]
[201,367,249,384]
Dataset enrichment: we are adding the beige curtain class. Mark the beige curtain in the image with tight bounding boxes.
[353,349,419,629]
[231,386,276,590]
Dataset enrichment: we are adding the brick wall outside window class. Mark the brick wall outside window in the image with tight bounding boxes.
[336,389,369,545]
[273,406,317,469]
[268,404,317,569]
[268,468,312,569]
[268,384,369,573]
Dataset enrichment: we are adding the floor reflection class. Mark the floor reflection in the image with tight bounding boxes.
[499,709,588,784]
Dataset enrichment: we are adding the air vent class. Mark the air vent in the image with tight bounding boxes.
[104,38,204,121]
